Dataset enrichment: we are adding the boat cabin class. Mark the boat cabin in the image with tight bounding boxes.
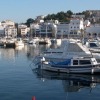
[71,57,97,66]
[44,57,98,67]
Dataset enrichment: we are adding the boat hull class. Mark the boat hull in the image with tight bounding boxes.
[40,64,100,74]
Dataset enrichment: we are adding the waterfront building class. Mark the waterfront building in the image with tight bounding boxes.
[1,20,15,28]
[18,25,29,37]
[30,23,40,37]
[39,23,53,38]
[69,18,84,38]
[85,24,100,38]
[5,26,17,38]
[56,22,69,38]
[30,22,57,38]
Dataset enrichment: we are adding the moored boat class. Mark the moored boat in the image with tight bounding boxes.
[85,40,100,53]
[15,38,24,47]
[39,57,100,74]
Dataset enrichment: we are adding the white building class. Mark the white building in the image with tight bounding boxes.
[30,23,40,37]
[57,22,69,38]
[18,25,28,37]
[69,18,84,35]
[31,22,57,38]
[5,27,17,37]
[85,24,100,38]
[39,23,53,37]
[1,20,15,28]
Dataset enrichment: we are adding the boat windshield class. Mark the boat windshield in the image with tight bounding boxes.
[89,43,98,47]
[67,43,83,52]
[79,60,91,65]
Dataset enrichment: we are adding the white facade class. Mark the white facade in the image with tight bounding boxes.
[57,22,69,37]
[18,25,28,36]
[1,20,15,28]
[69,18,84,34]
[30,23,40,36]
[39,23,53,37]
[30,22,57,37]
[5,27,17,37]
[85,24,100,37]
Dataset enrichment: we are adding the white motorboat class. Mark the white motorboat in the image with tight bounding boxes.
[28,37,39,44]
[39,56,100,74]
[39,38,51,45]
[3,37,16,48]
[15,38,24,47]
[85,40,100,53]
[39,39,92,60]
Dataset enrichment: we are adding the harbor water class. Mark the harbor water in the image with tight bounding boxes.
[0,44,100,100]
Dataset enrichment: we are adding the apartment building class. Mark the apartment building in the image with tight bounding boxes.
[18,25,28,37]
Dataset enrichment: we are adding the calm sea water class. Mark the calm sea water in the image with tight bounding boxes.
[0,44,100,100]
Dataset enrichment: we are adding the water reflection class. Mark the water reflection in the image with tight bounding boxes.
[33,68,100,93]
[15,45,24,51]
[26,44,57,59]
[0,45,28,60]
[0,43,60,61]
[0,48,15,60]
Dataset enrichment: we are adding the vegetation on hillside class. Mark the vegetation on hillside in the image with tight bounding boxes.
[25,10,99,26]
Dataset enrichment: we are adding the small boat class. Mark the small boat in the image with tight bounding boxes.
[15,38,24,47]
[28,37,39,44]
[4,37,16,48]
[85,40,100,53]
[39,38,51,45]
[39,57,100,74]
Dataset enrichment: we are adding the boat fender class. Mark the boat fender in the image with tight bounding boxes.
[41,57,45,62]
[91,68,94,74]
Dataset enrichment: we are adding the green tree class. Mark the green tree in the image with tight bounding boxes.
[25,18,35,27]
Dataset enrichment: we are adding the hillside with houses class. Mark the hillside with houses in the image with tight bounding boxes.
[0,10,100,39]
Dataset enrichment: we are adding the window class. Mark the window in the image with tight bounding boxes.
[74,32,77,34]
[89,43,98,47]
[70,32,73,34]
[79,60,91,65]
[73,60,78,65]
[89,33,91,36]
